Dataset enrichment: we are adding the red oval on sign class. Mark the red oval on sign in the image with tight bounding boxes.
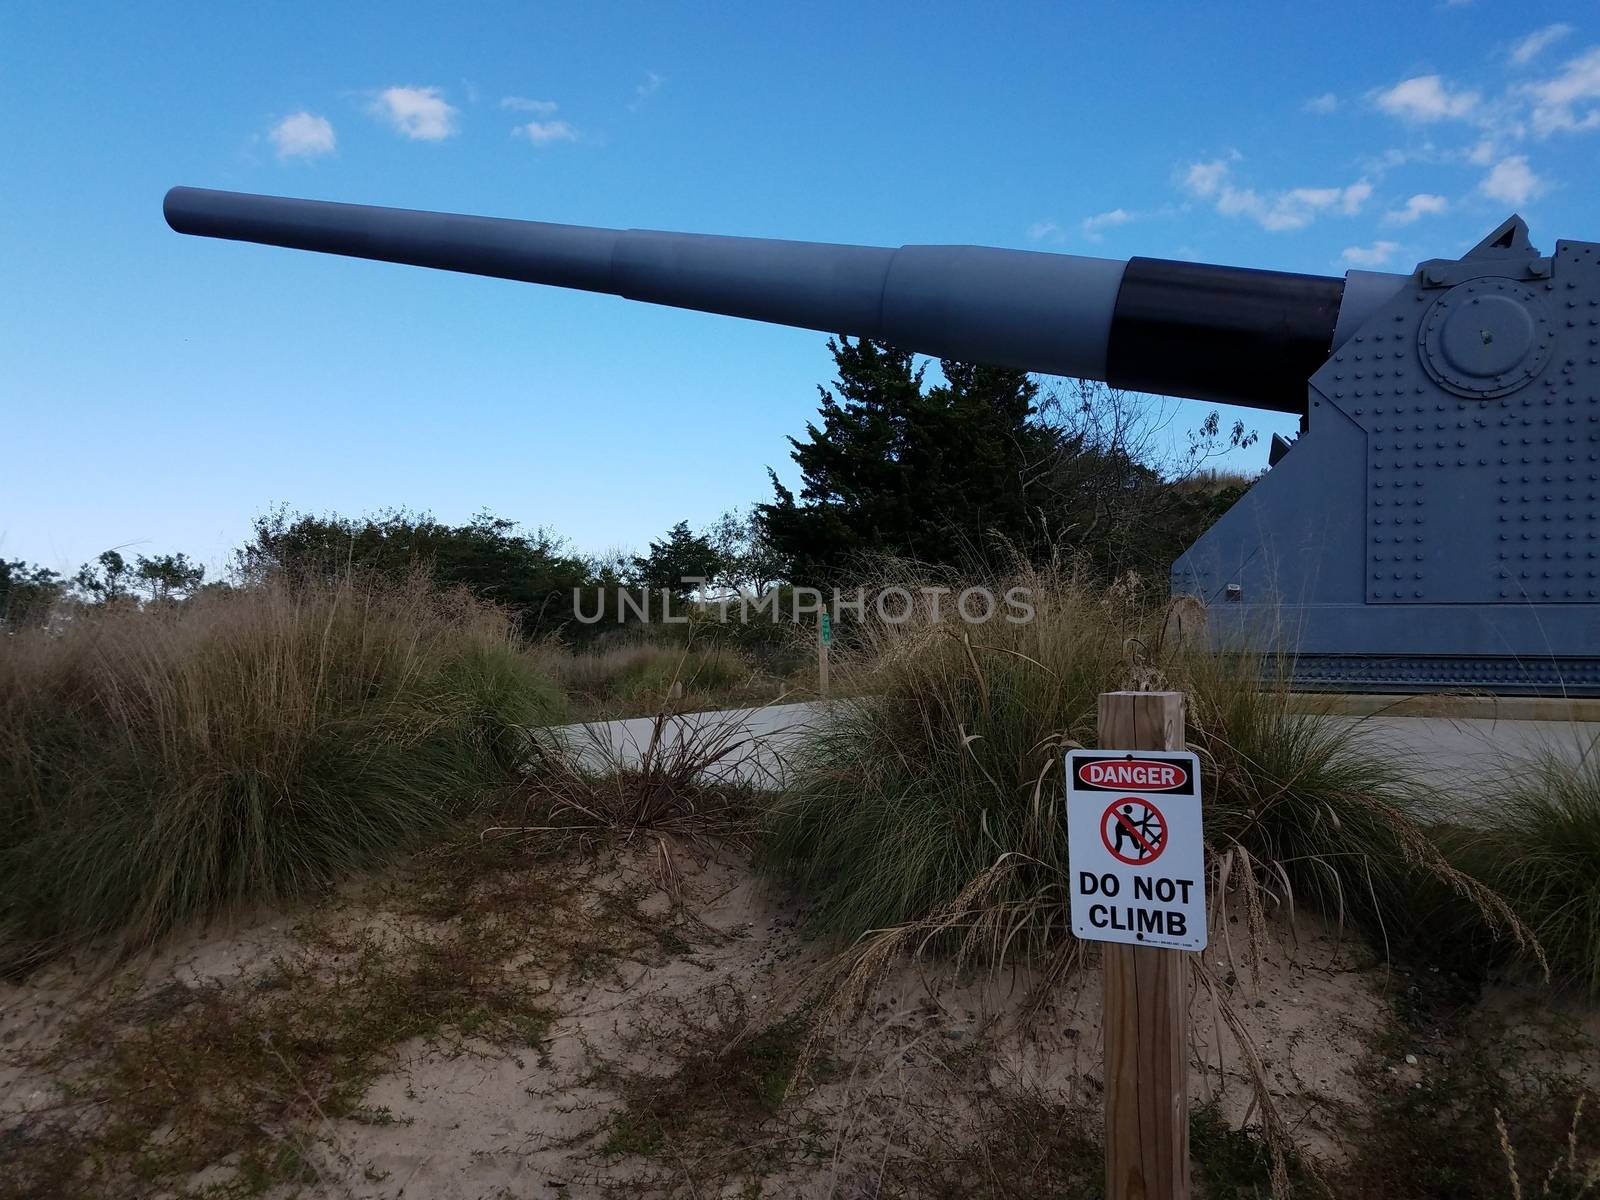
[1077,758,1188,791]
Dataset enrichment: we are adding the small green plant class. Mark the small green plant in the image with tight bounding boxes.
[598,988,816,1174]
[1339,998,1598,1200]
[1189,1100,1310,1197]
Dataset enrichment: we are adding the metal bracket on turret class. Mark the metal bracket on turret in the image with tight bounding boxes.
[1415,215,1552,288]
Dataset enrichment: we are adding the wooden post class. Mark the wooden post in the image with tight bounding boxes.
[1097,690,1190,1200]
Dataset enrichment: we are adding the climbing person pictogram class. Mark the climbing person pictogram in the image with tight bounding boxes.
[1100,797,1168,866]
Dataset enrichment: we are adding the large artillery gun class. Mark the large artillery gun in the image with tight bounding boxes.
[165,186,1600,693]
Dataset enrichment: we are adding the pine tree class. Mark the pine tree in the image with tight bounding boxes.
[760,338,1051,583]
[631,521,727,597]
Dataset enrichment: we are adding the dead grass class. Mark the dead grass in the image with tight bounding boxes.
[0,798,690,1200]
[4,826,1594,1200]
[486,705,773,908]
[871,1081,1103,1199]
[547,639,797,720]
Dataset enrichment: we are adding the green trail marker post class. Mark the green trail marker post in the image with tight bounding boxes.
[818,611,831,699]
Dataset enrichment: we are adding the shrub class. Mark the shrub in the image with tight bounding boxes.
[1449,752,1600,996]
[1180,650,1523,964]
[759,562,1126,953]
[0,572,561,972]
[759,561,1534,973]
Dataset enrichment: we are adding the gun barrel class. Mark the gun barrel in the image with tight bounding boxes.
[165,186,1392,413]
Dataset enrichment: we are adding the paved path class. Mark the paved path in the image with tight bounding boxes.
[548,701,828,787]
[550,699,1600,796]
[1325,712,1599,799]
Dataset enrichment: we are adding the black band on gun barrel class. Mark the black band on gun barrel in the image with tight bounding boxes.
[1105,257,1345,415]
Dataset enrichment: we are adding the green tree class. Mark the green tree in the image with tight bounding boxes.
[73,550,134,604]
[1029,381,1260,582]
[237,508,593,639]
[0,560,63,629]
[631,521,727,598]
[134,553,205,603]
[705,507,786,594]
[758,342,1262,588]
[759,338,1054,584]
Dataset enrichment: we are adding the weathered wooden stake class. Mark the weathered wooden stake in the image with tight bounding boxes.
[1097,690,1190,1200]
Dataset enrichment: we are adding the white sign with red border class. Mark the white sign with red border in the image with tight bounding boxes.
[1065,749,1206,951]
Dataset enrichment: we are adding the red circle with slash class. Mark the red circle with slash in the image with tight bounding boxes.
[1099,797,1168,866]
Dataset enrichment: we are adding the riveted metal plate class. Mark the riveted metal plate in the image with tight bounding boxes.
[1303,238,1600,609]
[1179,225,1600,692]
[1420,279,1554,399]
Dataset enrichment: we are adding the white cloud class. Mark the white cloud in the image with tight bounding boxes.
[1524,46,1600,135]
[630,71,665,109]
[268,111,335,160]
[1383,193,1449,225]
[1480,155,1543,205]
[370,86,459,141]
[1026,220,1061,242]
[1338,180,1373,213]
[502,96,558,116]
[1363,39,1600,176]
[1304,92,1339,114]
[514,119,577,145]
[1373,74,1480,122]
[1510,23,1573,67]
[1080,208,1133,239]
[1342,241,1402,267]
[1184,157,1232,197]
[1182,157,1371,232]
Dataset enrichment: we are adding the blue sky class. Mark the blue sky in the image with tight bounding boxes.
[4,1,1598,576]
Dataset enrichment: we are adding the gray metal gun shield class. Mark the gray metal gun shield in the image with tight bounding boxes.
[1178,217,1600,693]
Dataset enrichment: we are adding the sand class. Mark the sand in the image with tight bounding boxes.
[0,846,1581,1198]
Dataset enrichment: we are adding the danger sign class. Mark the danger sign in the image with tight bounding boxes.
[1077,758,1188,791]
[1066,749,1206,951]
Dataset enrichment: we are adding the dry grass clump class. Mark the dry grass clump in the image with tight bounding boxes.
[0,571,561,973]
[759,559,1540,982]
[490,705,775,900]
[1494,1098,1600,1200]
[759,561,1129,957]
[546,640,761,718]
[1447,750,1600,996]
